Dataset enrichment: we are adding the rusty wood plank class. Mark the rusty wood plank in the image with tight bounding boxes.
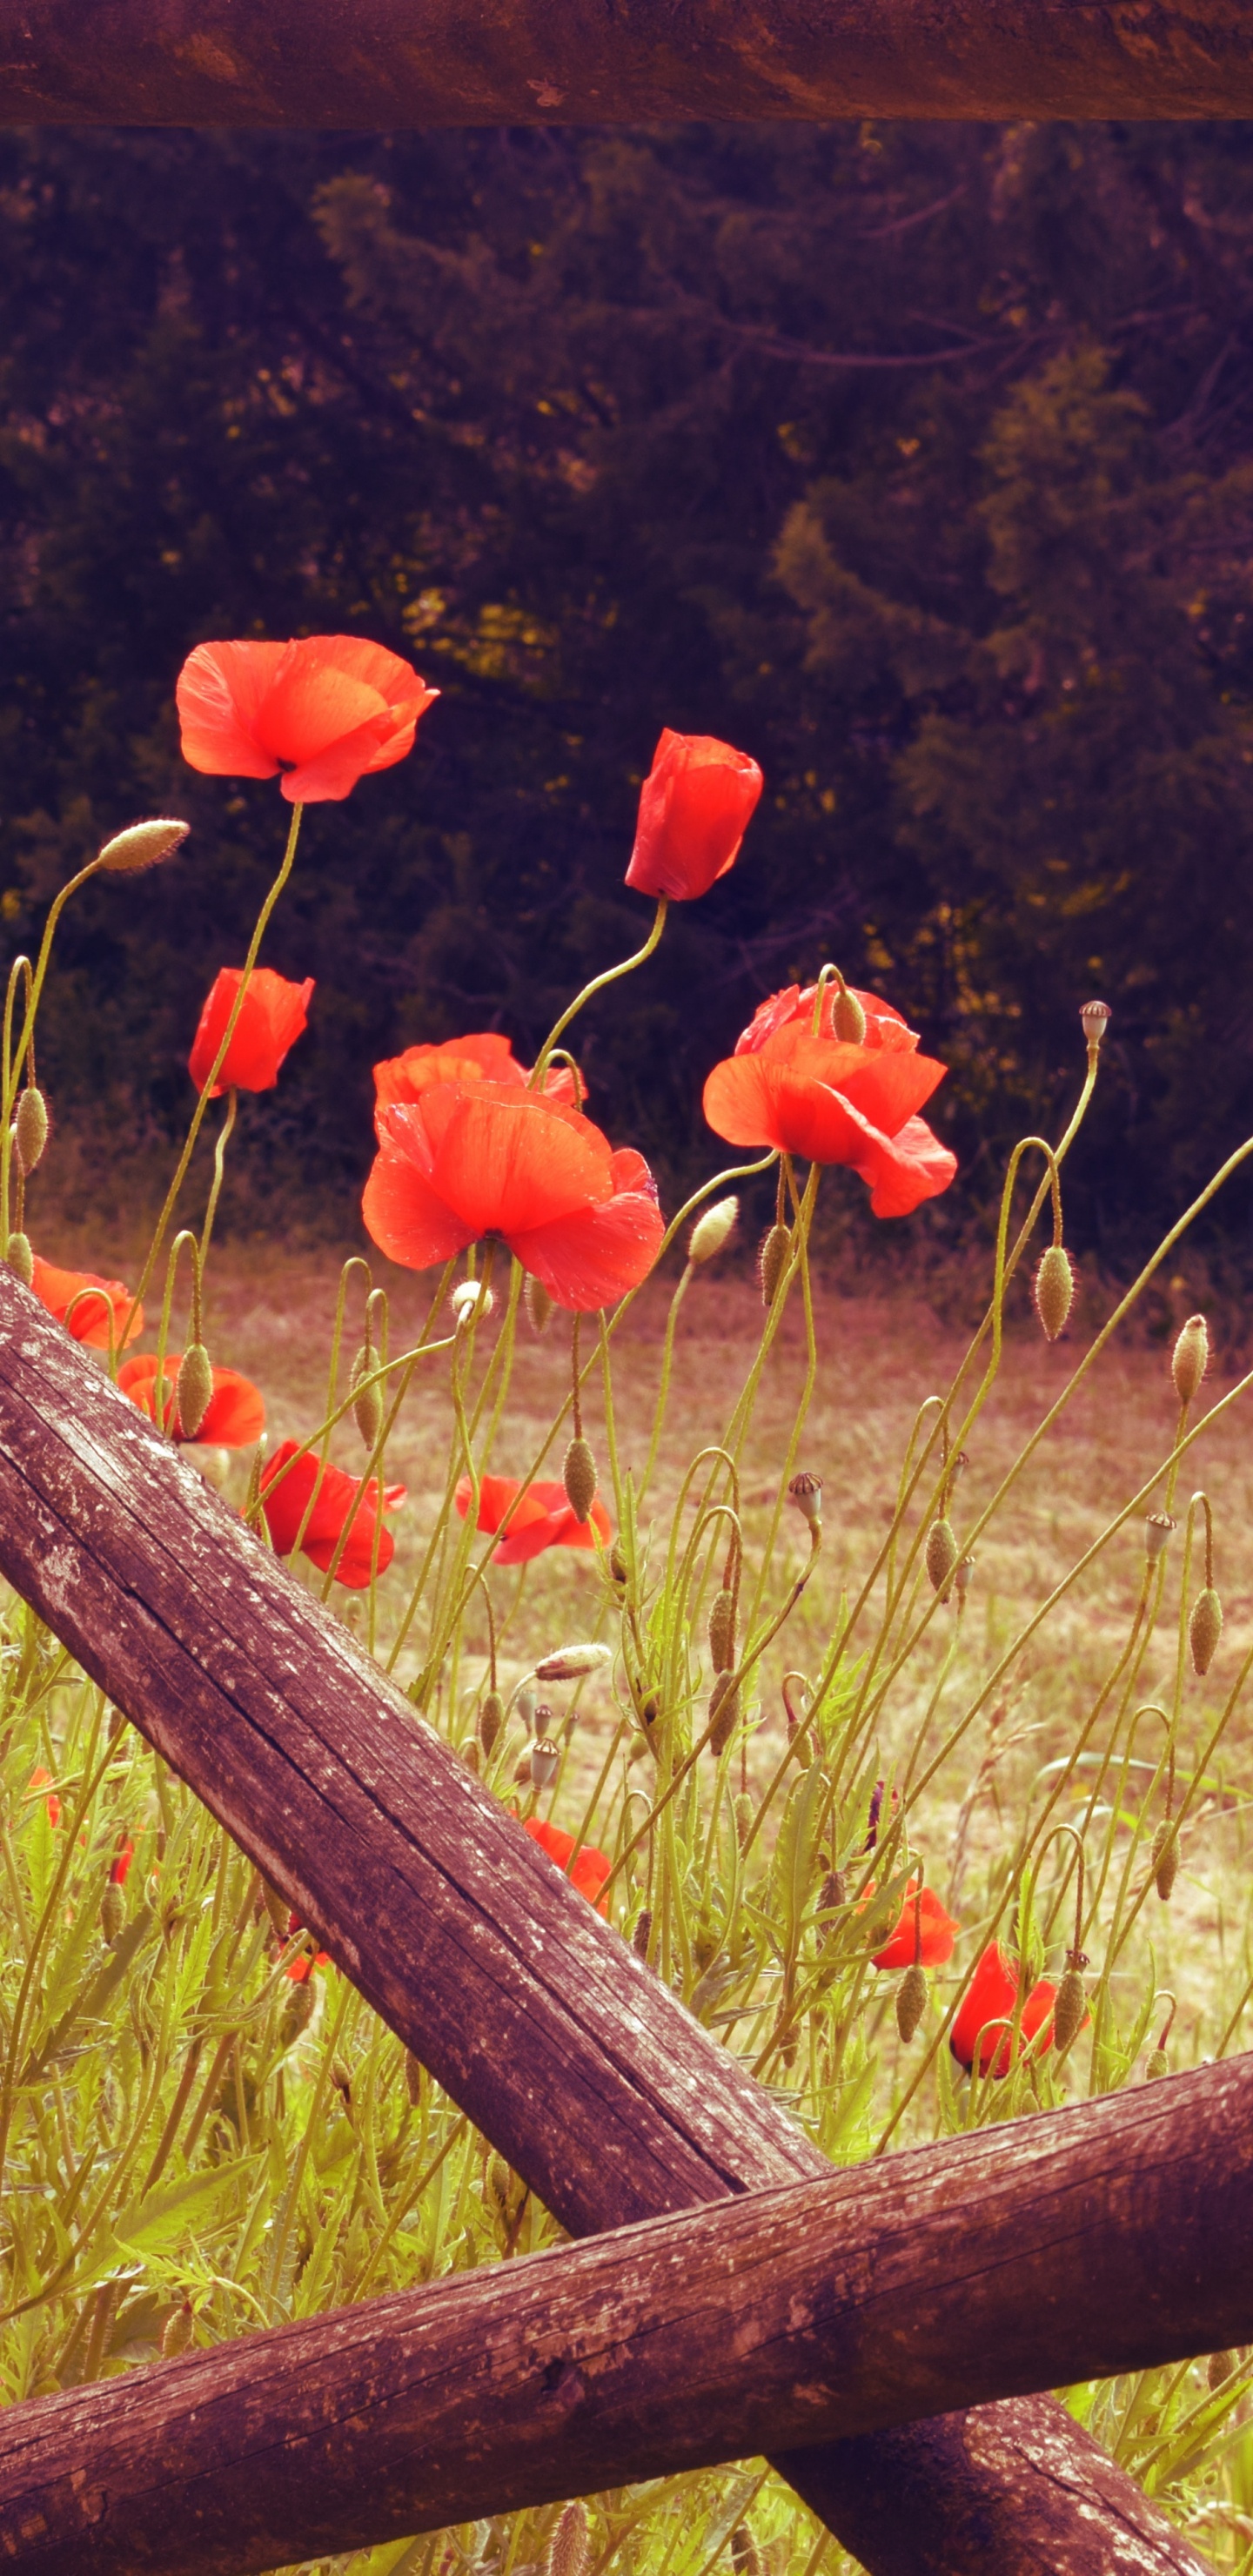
[0,1278,1216,2575]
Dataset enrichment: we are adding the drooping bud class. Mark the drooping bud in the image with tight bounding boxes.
[14,1084,48,1176]
[485,2152,513,2231]
[1080,997,1111,1049]
[831,983,867,1044]
[160,2301,195,2360]
[562,1434,598,1526]
[349,1344,384,1450]
[1053,1955,1089,2055]
[895,1962,928,2043]
[1189,1587,1223,1676]
[688,1195,739,1265]
[176,1343,214,1441]
[1152,1821,1179,1901]
[461,1737,481,1774]
[925,1517,959,1598]
[278,1973,318,2052]
[545,2500,591,2576]
[100,1881,124,1944]
[708,1670,740,1755]
[261,1881,289,1941]
[97,817,190,875]
[530,1733,560,1788]
[1033,1244,1075,1343]
[525,1274,554,1334]
[451,1278,493,1329]
[633,1906,653,1959]
[331,2055,353,2108]
[708,1587,736,1674]
[534,1641,613,1684]
[1171,1313,1209,1408]
[1208,2351,1236,2392]
[817,1866,847,1919]
[608,1539,629,1593]
[479,1690,505,1757]
[953,1553,976,1601]
[404,2049,425,2107]
[1144,1512,1176,1565]
[730,2526,761,2576]
[759,1222,791,1308]
[733,1790,755,1849]
[788,1470,823,1531]
[4,1231,33,1288]
[1145,2045,1169,2081]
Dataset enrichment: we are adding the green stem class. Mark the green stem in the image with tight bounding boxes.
[532,896,667,1083]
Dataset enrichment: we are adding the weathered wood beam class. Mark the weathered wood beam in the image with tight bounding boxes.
[3,2055,1247,2573]
[0,0,1248,127]
[0,1278,1215,2576]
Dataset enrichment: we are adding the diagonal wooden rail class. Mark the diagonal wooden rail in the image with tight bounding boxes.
[0,1278,1216,2575]
[2,2055,1248,2573]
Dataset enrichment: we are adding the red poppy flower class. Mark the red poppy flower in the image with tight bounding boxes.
[703,981,956,1219]
[870,1879,960,1972]
[117,1353,265,1447]
[285,1910,331,1981]
[373,1034,575,1135]
[28,1767,60,1827]
[949,1942,1057,2077]
[625,728,764,902]
[189,967,314,1097]
[455,1472,611,1566]
[363,1083,664,1312]
[30,1255,143,1350]
[259,1439,406,1588]
[110,1835,135,1886]
[524,1815,612,1916]
[177,635,439,804]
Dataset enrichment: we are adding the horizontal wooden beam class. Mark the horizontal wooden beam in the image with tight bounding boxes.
[0,0,1248,127]
[3,2055,1248,2573]
[0,1278,1214,2576]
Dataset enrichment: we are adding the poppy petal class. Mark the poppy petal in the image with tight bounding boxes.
[176,641,287,777]
[362,1140,477,1272]
[432,1090,613,1239]
[512,1182,664,1312]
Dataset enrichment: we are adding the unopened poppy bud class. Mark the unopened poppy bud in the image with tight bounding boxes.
[759,1221,791,1307]
[261,1880,289,1940]
[708,1587,736,1673]
[788,1470,823,1530]
[1034,1244,1075,1343]
[535,1641,613,1683]
[1053,1957,1088,2055]
[1171,1313,1209,1407]
[896,1962,928,2043]
[100,1881,124,1943]
[176,1343,214,1441]
[404,2049,425,2107]
[953,1553,976,1600]
[733,1789,755,1849]
[1145,1512,1176,1565]
[1080,997,1111,1049]
[525,1274,554,1334]
[1145,2045,1169,2081]
[97,817,190,875]
[516,1686,537,1735]
[14,1084,48,1176]
[562,1433,598,1526]
[530,1733,560,1788]
[349,1344,384,1450]
[708,1670,740,1754]
[831,983,867,1044]
[1189,1587,1223,1676]
[485,2151,512,2229]
[451,1278,493,1329]
[925,1516,959,1598]
[1208,2351,1236,2392]
[818,1866,847,1916]
[545,2499,590,2576]
[461,1737,481,1773]
[688,1194,738,1265]
[730,2526,761,2576]
[278,1974,318,2051]
[609,1540,629,1591]
[161,2301,195,2360]
[4,1230,33,1288]
[1152,1821,1179,1901]
[479,1690,505,1756]
[632,1905,653,1958]
[331,2055,353,2106]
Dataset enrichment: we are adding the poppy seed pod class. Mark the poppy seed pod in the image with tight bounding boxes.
[708,1587,737,1673]
[161,2302,196,2360]
[788,1469,823,1530]
[1190,1587,1223,1675]
[1171,1312,1209,1407]
[759,1221,791,1307]
[545,2500,591,2576]
[632,1905,653,1958]
[925,1516,959,1597]
[5,1231,33,1289]
[14,1084,48,1176]
[831,983,868,1044]
[896,1962,928,2043]
[708,1669,740,1754]
[97,817,190,874]
[1034,1243,1075,1342]
[1080,997,1112,1048]
[535,1641,613,1682]
[562,1434,598,1526]
[100,1882,124,1944]
[525,1273,554,1334]
[1152,1821,1179,1901]
[688,1193,739,1265]
[530,1734,560,1788]
[1145,1512,1177,1564]
[175,1344,214,1442]
[1053,1962,1088,2055]
[350,1345,384,1451]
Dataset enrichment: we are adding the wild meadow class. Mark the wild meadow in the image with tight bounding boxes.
[2,634,1252,2576]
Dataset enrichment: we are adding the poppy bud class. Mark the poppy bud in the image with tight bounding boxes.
[176,1343,214,1442]
[4,1231,33,1288]
[97,817,190,875]
[1152,1821,1179,1901]
[953,1553,976,1600]
[1189,1587,1223,1676]
[1080,998,1112,1049]
[1145,2045,1169,2080]
[161,2301,196,2360]
[688,1194,739,1265]
[818,1866,847,1918]
[530,1733,560,1788]
[1145,1512,1176,1565]
[1171,1313,1209,1408]
[562,1434,598,1526]
[516,1685,537,1735]
[708,1670,740,1754]
[451,1278,493,1329]
[261,1880,289,1941]
[1208,2351,1236,2392]
[832,983,868,1044]
[461,1737,481,1774]
[609,1540,629,1593]
[708,1587,737,1674]
[1053,1957,1088,2055]
[525,1274,555,1334]
[479,1690,505,1757]
[788,1470,823,1530]
[730,2526,761,2576]
[485,2151,512,2230]
[100,1882,124,1944]
[278,1974,318,2052]
[734,1790,755,1848]
[534,1642,613,1683]
[350,1345,384,1451]
[545,2500,590,2576]
[1033,1244,1075,1343]
[759,1221,791,1307]
[896,1962,928,2043]
[633,1905,653,1959]
[925,1516,959,1598]
[404,2049,425,2107]
[14,1084,48,1176]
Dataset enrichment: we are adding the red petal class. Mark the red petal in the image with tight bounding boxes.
[511,1172,664,1311]
[177,641,286,777]
[854,1113,959,1219]
[362,1136,476,1272]
[432,1090,613,1238]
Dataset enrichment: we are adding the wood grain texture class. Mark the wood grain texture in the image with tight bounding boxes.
[0,0,1248,124]
[0,1278,1216,2575]
[1,2055,1246,2572]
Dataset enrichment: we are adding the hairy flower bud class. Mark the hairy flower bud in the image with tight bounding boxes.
[349,1344,384,1450]
[925,1516,959,1598]
[818,1866,847,1919]
[759,1221,791,1308]
[97,817,190,875]
[478,1690,505,1757]
[1053,1961,1088,2055]
[1208,2350,1236,2392]
[13,1084,48,1176]
[1152,1821,1179,1901]
[1171,1313,1209,1408]
[451,1278,493,1329]
[730,2526,761,2576]
[895,1962,928,2043]
[831,983,868,1044]
[534,1641,613,1683]
[525,1274,554,1334]
[562,1434,598,1526]
[1144,1512,1176,1565]
[176,1343,214,1441]
[708,1587,736,1674]
[733,1790,755,1850]
[1190,1587,1223,1677]
[404,2049,425,2107]
[1033,1244,1075,1343]
[4,1231,33,1288]
[953,1553,976,1600]
[100,1881,124,1944]
[530,1733,560,1788]
[707,1669,740,1754]
[632,1905,653,1959]
[688,1194,738,1265]
[1080,997,1111,1049]
[545,2500,591,2576]
[1145,2045,1169,2081]
[161,2301,196,2360]
[278,1973,318,2052]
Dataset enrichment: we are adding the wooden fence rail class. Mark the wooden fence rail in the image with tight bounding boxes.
[2,2055,1249,2573]
[0,1280,1220,2574]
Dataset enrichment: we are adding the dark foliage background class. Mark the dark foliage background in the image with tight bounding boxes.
[2,122,1253,1252]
